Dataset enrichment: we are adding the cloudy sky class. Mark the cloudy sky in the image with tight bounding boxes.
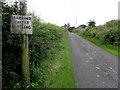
[27,0,119,27]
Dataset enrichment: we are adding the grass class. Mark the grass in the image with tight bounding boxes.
[29,30,76,88]
[78,34,119,57]
[43,31,76,88]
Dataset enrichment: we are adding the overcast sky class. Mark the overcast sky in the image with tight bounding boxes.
[27,0,119,27]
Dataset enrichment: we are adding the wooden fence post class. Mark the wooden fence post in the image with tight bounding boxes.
[20,1,30,86]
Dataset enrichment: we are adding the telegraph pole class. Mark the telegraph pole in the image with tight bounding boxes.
[76,18,77,28]
[19,0,30,86]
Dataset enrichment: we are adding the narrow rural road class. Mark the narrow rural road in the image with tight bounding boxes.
[69,33,118,88]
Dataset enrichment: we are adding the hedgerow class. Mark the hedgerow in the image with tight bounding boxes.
[2,2,67,88]
[74,20,120,46]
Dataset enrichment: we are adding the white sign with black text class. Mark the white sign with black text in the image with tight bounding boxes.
[11,15,33,34]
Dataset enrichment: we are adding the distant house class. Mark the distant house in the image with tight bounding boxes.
[77,24,87,29]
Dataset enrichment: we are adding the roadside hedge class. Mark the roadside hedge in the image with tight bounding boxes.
[74,20,120,46]
[2,2,67,88]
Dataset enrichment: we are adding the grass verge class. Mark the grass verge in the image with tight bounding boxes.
[77,34,119,57]
[43,31,76,88]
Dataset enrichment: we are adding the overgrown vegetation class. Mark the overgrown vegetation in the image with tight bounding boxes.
[2,2,75,88]
[79,34,119,57]
[73,20,120,57]
[44,32,76,88]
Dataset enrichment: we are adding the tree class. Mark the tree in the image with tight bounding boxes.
[68,26,75,32]
[67,23,70,28]
[64,24,67,28]
[87,20,96,27]
[64,23,75,32]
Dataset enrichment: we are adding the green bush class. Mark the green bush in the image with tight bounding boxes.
[102,29,120,45]
[29,21,66,87]
[74,20,119,46]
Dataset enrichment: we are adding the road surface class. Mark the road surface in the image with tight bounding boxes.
[69,33,118,88]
